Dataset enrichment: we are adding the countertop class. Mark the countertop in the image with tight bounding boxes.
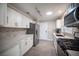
[53,33,74,39]
[53,33,79,56]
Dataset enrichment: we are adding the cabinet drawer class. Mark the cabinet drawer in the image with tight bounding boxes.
[0,44,20,56]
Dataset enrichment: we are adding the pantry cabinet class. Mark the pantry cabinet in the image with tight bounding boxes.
[0,3,31,28]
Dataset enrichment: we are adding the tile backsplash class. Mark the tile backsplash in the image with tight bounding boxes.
[61,26,79,39]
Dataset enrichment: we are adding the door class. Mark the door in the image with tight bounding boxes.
[39,22,48,40]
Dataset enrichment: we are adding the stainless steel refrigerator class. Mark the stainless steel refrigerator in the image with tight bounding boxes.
[27,23,39,46]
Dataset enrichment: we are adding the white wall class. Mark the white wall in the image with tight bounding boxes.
[39,21,56,41]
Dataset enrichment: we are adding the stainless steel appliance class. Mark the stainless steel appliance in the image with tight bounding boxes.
[74,32,79,39]
[27,23,39,46]
[64,6,79,27]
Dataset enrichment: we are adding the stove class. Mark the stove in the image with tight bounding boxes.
[57,38,79,51]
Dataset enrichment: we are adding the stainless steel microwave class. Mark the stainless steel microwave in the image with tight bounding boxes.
[64,7,79,27]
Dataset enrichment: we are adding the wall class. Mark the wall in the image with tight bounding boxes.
[0,27,27,52]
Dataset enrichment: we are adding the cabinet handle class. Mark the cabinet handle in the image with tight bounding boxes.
[25,42,27,45]
[7,16,8,24]
[26,25,28,27]
[15,22,18,26]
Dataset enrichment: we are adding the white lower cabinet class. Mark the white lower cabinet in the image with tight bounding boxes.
[20,36,33,55]
[20,38,28,55]
[0,44,20,56]
[0,35,33,56]
[53,34,58,55]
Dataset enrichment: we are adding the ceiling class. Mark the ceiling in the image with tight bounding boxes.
[10,3,69,22]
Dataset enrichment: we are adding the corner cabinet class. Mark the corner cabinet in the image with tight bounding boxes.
[0,3,30,28]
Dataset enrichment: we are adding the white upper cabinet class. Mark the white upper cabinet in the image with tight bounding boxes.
[7,7,16,27]
[8,7,23,27]
[0,3,7,27]
[15,11,22,27]
[0,3,32,28]
[21,15,30,28]
[56,19,62,29]
[7,7,30,28]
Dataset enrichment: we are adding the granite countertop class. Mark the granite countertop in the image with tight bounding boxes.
[53,33,74,39]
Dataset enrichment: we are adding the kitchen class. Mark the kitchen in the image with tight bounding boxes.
[0,3,79,56]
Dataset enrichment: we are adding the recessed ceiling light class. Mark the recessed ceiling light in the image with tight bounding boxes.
[46,11,53,15]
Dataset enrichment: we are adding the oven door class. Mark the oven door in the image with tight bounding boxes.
[74,32,79,39]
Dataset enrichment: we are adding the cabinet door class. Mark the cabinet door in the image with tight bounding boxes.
[7,7,16,27]
[25,17,30,28]
[20,36,33,55]
[8,7,23,27]
[8,7,30,28]
[22,15,30,28]
[0,44,20,56]
[15,11,22,27]
[27,36,33,49]
[53,35,57,55]
[0,3,7,26]
[22,15,27,28]
[20,38,28,55]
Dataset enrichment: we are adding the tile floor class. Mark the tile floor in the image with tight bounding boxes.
[24,40,57,56]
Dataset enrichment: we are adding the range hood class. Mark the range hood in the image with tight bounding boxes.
[64,6,79,27]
